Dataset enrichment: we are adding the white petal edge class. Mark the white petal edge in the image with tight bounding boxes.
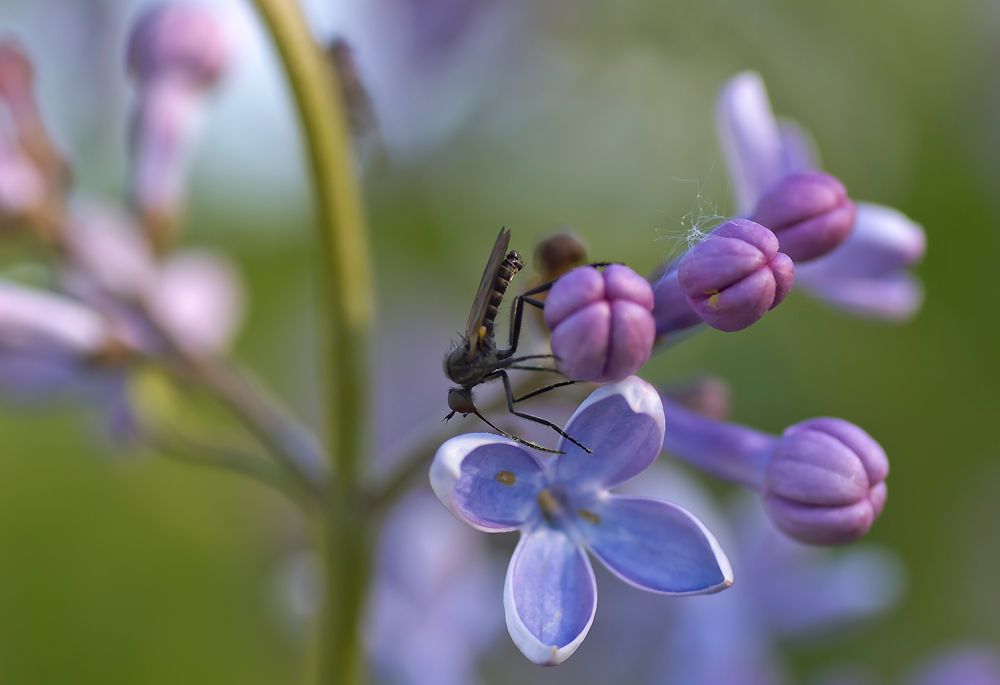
[502,532,598,666]
[429,432,531,532]
[0,279,109,354]
[559,376,665,453]
[589,494,734,596]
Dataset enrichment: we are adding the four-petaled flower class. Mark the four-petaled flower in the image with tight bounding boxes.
[430,376,733,665]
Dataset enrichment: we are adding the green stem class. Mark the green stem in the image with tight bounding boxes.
[247,1,373,683]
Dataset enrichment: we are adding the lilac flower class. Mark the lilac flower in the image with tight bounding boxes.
[431,376,733,665]
[127,3,230,247]
[676,219,794,332]
[544,265,655,382]
[658,396,888,545]
[715,71,926,321]
[366,489,503,685]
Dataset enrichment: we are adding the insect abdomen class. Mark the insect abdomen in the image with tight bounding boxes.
[483,250,524,333]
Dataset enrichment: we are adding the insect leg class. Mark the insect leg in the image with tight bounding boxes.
[507,365,563,373]
[468,406,564,455]
[515,380,579,403]
[499,371,593,454]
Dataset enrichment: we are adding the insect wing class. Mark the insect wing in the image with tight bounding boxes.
[464,227,510,353]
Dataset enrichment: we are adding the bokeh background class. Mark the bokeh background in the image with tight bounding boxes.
[0,0,998,682]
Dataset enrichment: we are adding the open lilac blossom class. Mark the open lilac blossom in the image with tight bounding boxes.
[659,396,888,545]
[127,4,230,248]
[544,265,655,382]
[752,171,856,262]
[715,71,925,321]
[676,219,794,333]
[431,377,733,665]
[366,489,502,685]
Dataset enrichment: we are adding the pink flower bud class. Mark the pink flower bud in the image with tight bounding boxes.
[127,4,229,88]
[678,219,794,332]
[752,171,856,262]
[544,265,655,382]
[764,418,888,546]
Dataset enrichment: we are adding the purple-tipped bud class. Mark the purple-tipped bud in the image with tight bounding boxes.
[127,4,229,88]
[763,418,888,546]
[544,264,655,382]
[678,219,794,332]
[752,171,856,262]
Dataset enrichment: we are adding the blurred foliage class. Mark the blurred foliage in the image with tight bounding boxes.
[0,0,998,682]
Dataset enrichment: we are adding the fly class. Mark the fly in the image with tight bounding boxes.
[443,227,593,454]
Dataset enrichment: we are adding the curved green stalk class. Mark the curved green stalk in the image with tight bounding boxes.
[247,1,373,683]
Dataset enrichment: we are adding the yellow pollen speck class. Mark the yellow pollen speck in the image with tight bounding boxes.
[497,470,516,486]
[577,509,600,524]
[704,289,720,309]
[478,325,487,340]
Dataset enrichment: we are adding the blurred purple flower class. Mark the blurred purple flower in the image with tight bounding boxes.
[366,488,503,685]
[658,396,888,545]
[431,376,732,665]
[715,71,926,321]
[0,131,45,229]
[816,644,1000,685]
[126,3,230,248]
[626,467,905,685]
[544,265,655,382]
[676,219,794,332]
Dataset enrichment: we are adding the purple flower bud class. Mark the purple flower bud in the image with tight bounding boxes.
[0,135,44,227]
[763,418,888,546]
[752,171,856,262]
[678,219,794,332]
[127,4,229,88]
[544,265,655,383]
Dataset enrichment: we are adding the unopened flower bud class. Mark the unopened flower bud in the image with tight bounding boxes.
[0,136,45,228]
[544,264,655,382]
[127,4,229,88]
[678,219,794,332]
[763,418,888,546]
[752,171,856,262]
[533,231,588,283]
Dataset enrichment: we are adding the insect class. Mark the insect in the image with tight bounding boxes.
[444,227,593,454]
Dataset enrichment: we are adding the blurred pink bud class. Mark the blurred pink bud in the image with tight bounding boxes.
[146,251,244,355]
[127,4,229,88]
[544,265,655,382]
[0,135,45,225]
[678,219,794,332]
[64,203,158,299]
[764,418,888,546]
[753,171,856,262]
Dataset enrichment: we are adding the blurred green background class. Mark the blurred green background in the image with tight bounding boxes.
[0,0,998,682]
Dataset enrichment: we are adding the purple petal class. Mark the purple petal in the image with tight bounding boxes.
[430,434,547,532]
[504,527,596,665]
[555,377,665,491]
[0,279,109,355]
[777,117,821,174]
[799,202,926,278]
[798,271,924,322]
[715,71,785,215]
[581,495,732,595]
[907,645,1000,685]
